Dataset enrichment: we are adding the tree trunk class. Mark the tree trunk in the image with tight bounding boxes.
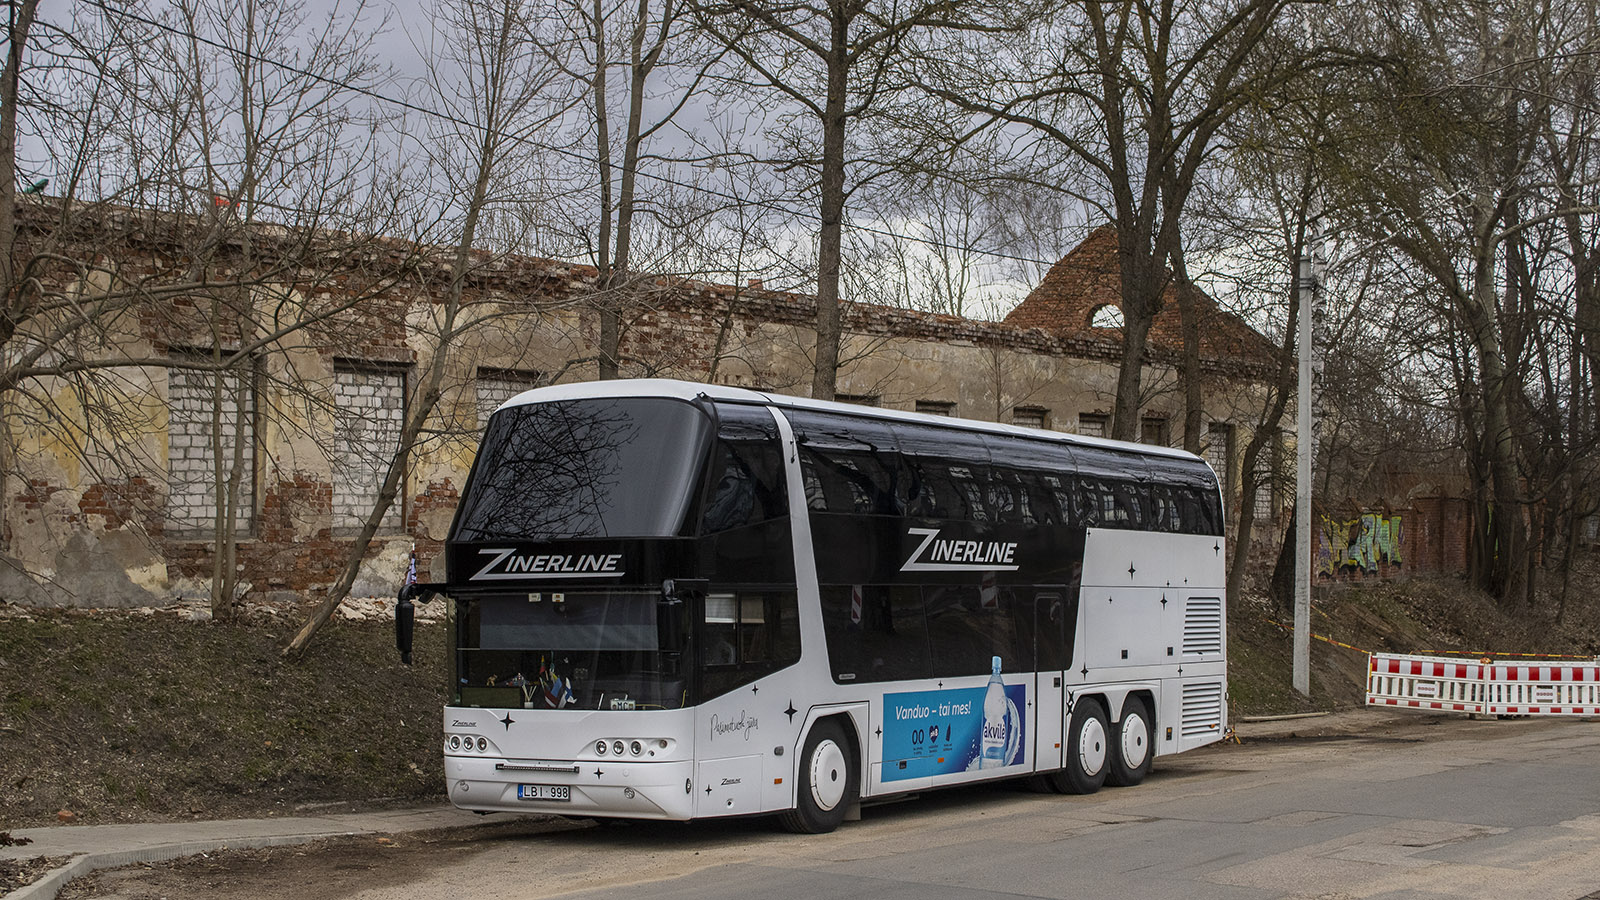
[809,4,850,402]
[1174,272,1204,455]
[0,0,41,310]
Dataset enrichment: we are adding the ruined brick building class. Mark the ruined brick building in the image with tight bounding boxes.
[5,220,1303,608]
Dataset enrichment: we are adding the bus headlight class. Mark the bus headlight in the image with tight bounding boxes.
[630,740,643,756]
[612,740,625,756]
[596,740,608,755]
[476,737,488,752]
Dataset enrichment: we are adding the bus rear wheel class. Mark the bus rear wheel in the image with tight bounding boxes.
[1106,695,1153,787]
[779,720,857,833]
[1045,696,1108,795]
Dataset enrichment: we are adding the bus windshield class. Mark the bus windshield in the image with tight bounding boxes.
[454,590,689,710]
[452,398,713,541]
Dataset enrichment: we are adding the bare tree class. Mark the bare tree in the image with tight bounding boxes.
[285,0,580,655]
[692,0,997,400]
[919,0,1297,439]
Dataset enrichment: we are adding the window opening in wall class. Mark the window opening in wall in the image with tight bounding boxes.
[916,400,956,417]
[1140,417,1168,446]
[1011,406,1048,429]
[1252,433,1279,521]
[1204,422,1233,496]
[1089,304,1124,328]
[167,349,256,536]
[332,363,407,534]
[475,367,542,429]
[835,393,880,407]
[1077,413,1108,438]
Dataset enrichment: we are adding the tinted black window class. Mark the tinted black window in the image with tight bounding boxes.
[699,404,787,534]
[1072,445,1151,531]
[698,590,801,699]
[454,399,711,541]
[924,583,1032,677]
[895,423,993,521]
[790,412,908,515]
[820,585,931,683]
[984,435,1076,526]
[1145,454,1224,535]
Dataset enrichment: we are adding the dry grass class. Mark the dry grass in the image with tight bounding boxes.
[0,609,449,828]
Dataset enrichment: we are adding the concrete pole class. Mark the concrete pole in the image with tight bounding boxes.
[1293,216,1323,698]
[1293,248,1314,697]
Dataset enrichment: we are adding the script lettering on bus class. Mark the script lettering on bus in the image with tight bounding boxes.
[899,527,1020,573]
[471,548,625,581]
[709,710,758,741]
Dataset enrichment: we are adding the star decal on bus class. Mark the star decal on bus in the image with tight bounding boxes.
[500,713,515,730]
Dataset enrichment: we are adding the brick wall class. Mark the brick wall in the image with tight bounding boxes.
[4,209,1298,605]
[167,360,254,536]
[1314,498,1471,584]
[331,366,406,533]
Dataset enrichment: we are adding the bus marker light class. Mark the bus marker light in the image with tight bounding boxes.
[774,778,782,785]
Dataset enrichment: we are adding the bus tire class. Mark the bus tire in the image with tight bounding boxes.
[1106,695,1153,787]
[1049,696,1108,795]
[778,720,857,834]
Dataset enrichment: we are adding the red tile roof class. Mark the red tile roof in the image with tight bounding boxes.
[1004,224,1278,368]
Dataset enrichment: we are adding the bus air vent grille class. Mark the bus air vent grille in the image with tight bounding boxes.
[1180,681,1224,738]
[1182,596,1223,655]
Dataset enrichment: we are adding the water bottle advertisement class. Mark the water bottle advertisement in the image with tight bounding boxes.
[881,658,1026,782]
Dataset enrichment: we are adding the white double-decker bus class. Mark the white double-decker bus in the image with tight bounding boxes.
[396,379,1227,832]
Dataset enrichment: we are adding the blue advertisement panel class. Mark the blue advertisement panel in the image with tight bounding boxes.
[882,680,1027,782]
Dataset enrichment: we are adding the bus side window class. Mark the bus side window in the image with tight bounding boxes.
[701,407,788,534]
[698,590,801,700]
[819,585,931,683]
[924,584,1030,678]
[1078,479,1105,527]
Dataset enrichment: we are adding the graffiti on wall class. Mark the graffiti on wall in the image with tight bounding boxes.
[1318,513,1403,576]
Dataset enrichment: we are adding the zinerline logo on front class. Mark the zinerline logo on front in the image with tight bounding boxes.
[471,548,624,581]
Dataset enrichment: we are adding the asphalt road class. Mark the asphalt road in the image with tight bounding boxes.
[69,715,1600,900]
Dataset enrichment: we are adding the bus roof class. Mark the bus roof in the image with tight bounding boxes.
[497,378,1207,465]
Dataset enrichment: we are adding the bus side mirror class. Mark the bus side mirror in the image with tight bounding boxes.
[395,590,416,665]
[395,583,437,665]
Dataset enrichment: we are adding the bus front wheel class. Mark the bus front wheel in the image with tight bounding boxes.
[779,720,857,833]
[1107,695,1154,787]
[1047,697,1108,795]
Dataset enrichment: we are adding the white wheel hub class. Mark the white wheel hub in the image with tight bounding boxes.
[1119,712,1149,769]
[1078,716,1107,776]
[808,738,848,811]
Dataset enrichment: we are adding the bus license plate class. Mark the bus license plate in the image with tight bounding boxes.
[517,784,570,802]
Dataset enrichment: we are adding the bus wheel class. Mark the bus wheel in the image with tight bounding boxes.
[1106,695,1153,787]
[779,720,857,833]
[1048,697,1108,795]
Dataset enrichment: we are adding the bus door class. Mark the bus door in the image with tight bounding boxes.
[1033,588,1072,772]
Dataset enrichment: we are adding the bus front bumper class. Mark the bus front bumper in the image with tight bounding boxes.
[444,756,697,820]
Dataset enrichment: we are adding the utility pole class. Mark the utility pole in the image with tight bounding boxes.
[1293,215,1323,697]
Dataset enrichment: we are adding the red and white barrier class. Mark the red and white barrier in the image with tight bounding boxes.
[1365,653,1600,716]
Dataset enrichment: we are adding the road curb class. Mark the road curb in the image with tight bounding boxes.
[4,830,359,900]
